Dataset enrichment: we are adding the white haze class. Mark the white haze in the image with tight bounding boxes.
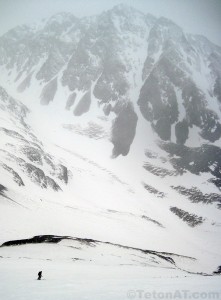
[0,0,221,46]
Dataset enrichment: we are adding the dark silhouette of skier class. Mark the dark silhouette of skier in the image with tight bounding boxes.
[37,271,42,280]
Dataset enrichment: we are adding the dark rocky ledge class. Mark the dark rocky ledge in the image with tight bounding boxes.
[159,142,221,188]
[171,185,221,209]
[143,162,179,177]
[1,234,194,267]
[143,182,165,198]
[170,207,204,227]
[141,215,164,228]
[213,266,221,274]
[0,184,7,197]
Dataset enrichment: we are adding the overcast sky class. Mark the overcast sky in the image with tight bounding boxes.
[0,0,220,46]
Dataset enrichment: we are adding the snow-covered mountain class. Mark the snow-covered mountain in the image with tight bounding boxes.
[0,4,221,278]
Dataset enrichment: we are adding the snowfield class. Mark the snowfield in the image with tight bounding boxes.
[0,3,221,299]
[0,257,221,300]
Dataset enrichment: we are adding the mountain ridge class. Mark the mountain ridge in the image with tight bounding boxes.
[0,4,221,274]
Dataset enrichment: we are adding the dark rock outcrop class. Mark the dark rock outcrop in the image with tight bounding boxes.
[40,77,57,105]
[213,266,221,274]
[170,207,204,227]
[0,184,7,197]
[1,164,24,186]
[154,117,172,141]
[143,182,165,197]
[21,146,43,165]
[111,102,138,157]
[175,120,189,145]
[141,215,164,227]
[56,164,68,184]
[143,162,179,177]
[1,234,195,271]
[171,185,221,209]
[0,86,29,120]
[138,18,221,144]
[159,142,221,187]
[74,90,91,116]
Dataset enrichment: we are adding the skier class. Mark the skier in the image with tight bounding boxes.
[37,271,42,280]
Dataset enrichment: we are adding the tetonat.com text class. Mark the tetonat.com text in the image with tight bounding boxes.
[127,289,220,299]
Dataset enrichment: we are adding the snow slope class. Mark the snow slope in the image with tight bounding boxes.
[0,84,220,275]
[0,5,221,299]
[1,257,220,300]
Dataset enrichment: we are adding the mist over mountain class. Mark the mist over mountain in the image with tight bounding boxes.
[0,4,221,287]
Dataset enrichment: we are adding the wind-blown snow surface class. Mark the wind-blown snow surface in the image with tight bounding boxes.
[1,258,220,300]
[0,4,221,299]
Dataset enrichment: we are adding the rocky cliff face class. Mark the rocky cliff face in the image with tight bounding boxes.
[0,6,220,157]
[0,86,70,191]
[0,4,221,240]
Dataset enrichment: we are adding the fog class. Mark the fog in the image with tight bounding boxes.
[0,0,221,46]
